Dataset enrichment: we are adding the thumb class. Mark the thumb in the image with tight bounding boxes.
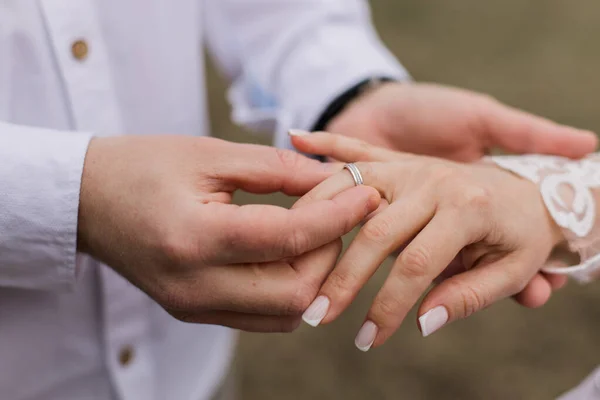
[416,257,533,337]
[202,185,381,264]
[483,102,597,158]
[512,273,553,309]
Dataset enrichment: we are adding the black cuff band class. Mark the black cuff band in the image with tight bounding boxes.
[311,77,396,132]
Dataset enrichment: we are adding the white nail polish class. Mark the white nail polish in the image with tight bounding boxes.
[288,129,311,137]
[418,306,449,337]
[302,296,330,327]
[355,320,378,352]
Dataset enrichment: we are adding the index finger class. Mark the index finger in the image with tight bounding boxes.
[217,142,342,196]
[290,131,411,163]
[200,185,380,264]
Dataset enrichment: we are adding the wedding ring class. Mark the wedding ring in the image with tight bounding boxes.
[344,163,364,186]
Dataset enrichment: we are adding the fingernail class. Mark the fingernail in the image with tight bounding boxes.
[302,296,330,327]
[418,306,449,337]
[355,320,378,352]
[288,129,311,137]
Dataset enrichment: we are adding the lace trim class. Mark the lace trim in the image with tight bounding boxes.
[489,154,600,283]
[543,253,600,284]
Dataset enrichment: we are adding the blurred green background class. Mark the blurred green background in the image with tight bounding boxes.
[206,1,600,399]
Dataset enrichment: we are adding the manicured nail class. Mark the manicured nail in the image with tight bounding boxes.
[288,129,311,137]
[302,296,330,327]
[418,306,449,337]
[355,320,378,352]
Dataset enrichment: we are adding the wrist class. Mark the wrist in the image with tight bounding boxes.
[314,77,397,133]
[538,188,566,250]
[546,201,567,248]
[517,177,566,249]
[76,136,106,256]
[325,82,401,149]
[479,159,566,249]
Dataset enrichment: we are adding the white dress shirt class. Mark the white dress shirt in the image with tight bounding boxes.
[0,1,408,399]
[558,367,600,400]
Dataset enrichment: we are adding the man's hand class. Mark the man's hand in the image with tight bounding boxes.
[326,82,597,161]
[77,135,380,332]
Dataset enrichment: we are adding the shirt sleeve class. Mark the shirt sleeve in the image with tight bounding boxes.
[0,121,92,290]
[203,0,411,149]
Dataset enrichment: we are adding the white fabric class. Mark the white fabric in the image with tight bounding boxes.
[490,154,600,283]
[0,1,408,399]
[557,366,600,400]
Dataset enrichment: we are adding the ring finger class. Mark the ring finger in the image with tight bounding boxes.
[301,190,436,327]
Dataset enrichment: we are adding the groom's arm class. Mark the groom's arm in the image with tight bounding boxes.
[203,0,410,148]
[204,0,595,162]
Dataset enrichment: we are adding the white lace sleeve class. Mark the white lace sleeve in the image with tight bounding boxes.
[489,153,600,283]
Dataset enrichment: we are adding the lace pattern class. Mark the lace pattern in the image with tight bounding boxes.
[489,154,600,283]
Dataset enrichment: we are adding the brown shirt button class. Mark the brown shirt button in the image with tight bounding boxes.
[71,39,89,61]
[118,346,134,367]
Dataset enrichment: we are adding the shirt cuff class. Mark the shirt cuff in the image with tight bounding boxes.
[277,37,409,150]
[228,21,410,149]
[0,122,93,290]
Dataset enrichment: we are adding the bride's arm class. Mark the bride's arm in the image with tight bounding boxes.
[490,154,600,283]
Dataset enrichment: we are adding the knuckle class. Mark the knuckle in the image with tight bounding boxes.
[324,268,361,300]
[221,215,268,255]
[221,224,244,249]
[282,228,312,257]
[426,163,458,183]
[160,226,201,266]
[458,185,492,211]
[398,246,432,280]
[287,281,318,315]
[154,276,209,314]
[449,281,488,319]
[275,148,303,171]
[156,284,197,313]
[371,293,403,322]
[362,218,393,245]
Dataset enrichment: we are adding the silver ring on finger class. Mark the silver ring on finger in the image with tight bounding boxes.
[344,163,364,186]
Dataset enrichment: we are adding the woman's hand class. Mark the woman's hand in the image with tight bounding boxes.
[292,131,568,305]
[292,132,566,350]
